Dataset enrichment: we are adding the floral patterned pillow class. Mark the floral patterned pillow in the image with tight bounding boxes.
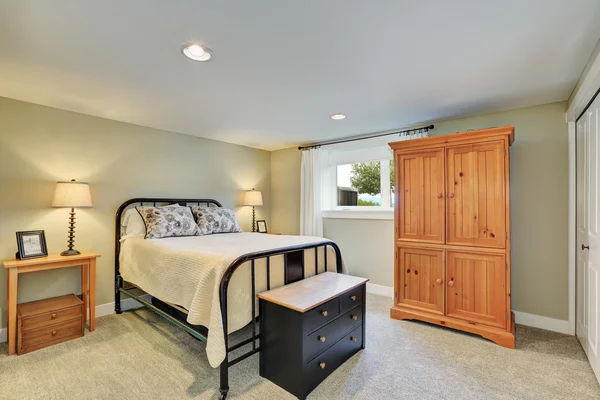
[136,206,199,239]
[190,206,243,235]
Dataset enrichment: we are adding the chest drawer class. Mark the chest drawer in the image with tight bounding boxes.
[304,297,340,334]
[21,305,82,331]
[304,304,363,363]
[340,285,363,314]
[304,324,363,395]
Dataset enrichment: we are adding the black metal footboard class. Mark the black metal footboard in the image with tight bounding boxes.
[114,198,343,400]
[217,241,343,398]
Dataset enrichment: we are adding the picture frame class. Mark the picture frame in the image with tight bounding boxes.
[16,230,48,260]
[256,220,267,233]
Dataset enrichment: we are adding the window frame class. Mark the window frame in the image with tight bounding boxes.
[321,144,394,220]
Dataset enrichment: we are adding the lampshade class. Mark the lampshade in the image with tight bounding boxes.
[244,189,263,206]
[52,180,93,208]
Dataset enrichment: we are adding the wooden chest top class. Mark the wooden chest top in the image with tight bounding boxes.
[257,272,369,312]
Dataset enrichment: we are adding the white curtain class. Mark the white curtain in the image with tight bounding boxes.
[300,148,323,236]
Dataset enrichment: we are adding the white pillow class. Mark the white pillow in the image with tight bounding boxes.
[120,204,182,241]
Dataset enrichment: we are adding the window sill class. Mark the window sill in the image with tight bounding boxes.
[322,209,394,220]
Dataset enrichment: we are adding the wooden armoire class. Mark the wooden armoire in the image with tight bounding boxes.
[389,126,515,348]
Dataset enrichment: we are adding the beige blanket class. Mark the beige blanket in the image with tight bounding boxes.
[119,233,342,367]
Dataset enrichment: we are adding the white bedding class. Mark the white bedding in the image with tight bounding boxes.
[119,232,342,368]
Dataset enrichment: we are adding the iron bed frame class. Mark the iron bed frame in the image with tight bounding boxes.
[114,198,343,399]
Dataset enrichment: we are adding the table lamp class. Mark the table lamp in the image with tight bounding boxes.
[244,189,263,232]
[52,179,93,256]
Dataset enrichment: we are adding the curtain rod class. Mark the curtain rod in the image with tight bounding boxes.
[297,124,435,150]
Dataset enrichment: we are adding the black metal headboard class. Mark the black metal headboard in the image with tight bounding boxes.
[114,198,223,276]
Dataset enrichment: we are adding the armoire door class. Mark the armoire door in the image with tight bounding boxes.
[446,141,506,248]
[396,246,444,314]
[576,92,600,381]
[397,149,445,243]
[445,251,506,328]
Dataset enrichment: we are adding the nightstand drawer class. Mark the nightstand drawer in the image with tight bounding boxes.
[21,305,82,331]
[340,285,363,314]
[304,325,363,395]
[305,297,340,334]
[20,318,83,354]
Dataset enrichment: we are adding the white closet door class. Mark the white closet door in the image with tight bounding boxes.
[576,114,588,350]
[577,93,600,382]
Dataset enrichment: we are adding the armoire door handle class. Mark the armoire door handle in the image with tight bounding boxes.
[436,278,443,284]
[447,279,454,287]
[582,244,590,250]
[448,193,455,198]
[436,193,443,199]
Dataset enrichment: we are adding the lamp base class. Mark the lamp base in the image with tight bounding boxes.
[61,249,81,256]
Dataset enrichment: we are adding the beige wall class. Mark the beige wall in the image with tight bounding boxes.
[323,219,394,287]
[272,102,570,320]
[270,147,301,235]
[0,97,271,329]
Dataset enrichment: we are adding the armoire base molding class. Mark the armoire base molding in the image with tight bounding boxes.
[390,306,516,349]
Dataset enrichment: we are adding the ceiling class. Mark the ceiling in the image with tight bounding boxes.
[1,1,600,151]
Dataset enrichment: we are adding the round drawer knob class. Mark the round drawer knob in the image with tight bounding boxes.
[351,296,357,301]
[436,278,443,284]
[52,330,57,336]
[448,193,455,198]
[321,311,328,317]
[319,362,326,369]
[319,336,326,342]
[351,315,358,321]
[51,313,57,319]
[436,193,443,199]
[448,280,455,287]
[350,337,357,342]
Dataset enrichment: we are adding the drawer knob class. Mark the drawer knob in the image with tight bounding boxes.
[448,279,455,287]
[436,193,443,199]
[448,193,455,198]
[51,313,57,319]
[350,336,357,342]
[321,311,328,317]
[52,330,57,336]
[318,336,326,342]
[351,295,357,301]
[319,362,326,369]
[436,278,443,284]
[351,315,358,321]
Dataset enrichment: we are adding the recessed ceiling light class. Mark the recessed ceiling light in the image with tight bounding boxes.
[182,44,212,62]
[330,114,346,120]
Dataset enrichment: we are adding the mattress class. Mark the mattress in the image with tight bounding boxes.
[119,233,342,367]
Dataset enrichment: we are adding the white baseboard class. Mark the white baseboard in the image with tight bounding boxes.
[1,294,571,344]
[95,294,152,318]
[362,285,572,335]
[513,311,571,335]
[366,283,393,298]
[0,295,152,343]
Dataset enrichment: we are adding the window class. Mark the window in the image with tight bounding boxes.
[335,159,394,208]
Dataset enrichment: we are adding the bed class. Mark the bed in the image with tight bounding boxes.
[114,198,344,399]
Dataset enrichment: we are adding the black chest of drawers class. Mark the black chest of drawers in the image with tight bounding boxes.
[258,272,368,399]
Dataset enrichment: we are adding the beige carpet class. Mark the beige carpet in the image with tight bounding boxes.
[1,294,598,400]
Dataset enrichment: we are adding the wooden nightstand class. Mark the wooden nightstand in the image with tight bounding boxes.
[2,251,100,356]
